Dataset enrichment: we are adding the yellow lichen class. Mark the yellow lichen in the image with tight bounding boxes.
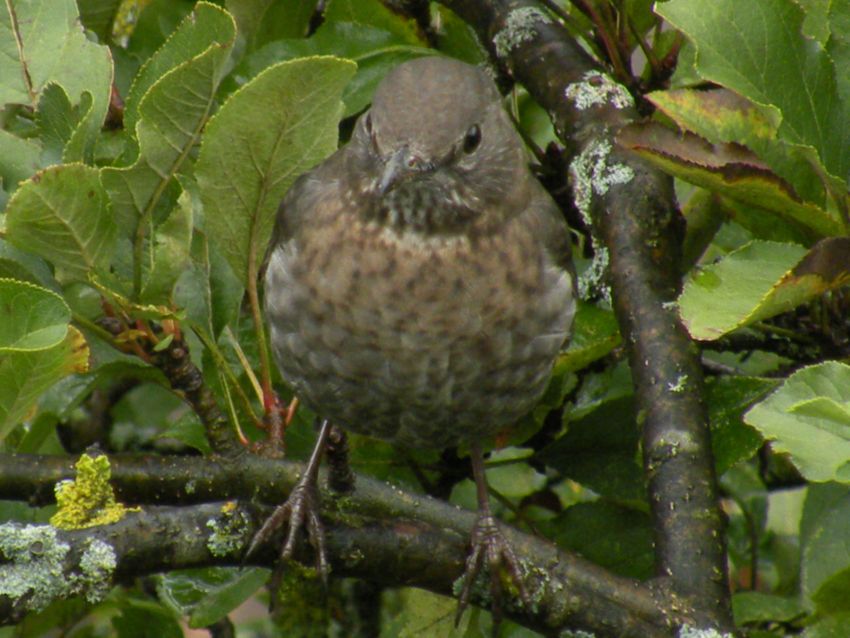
[50,454,138,530]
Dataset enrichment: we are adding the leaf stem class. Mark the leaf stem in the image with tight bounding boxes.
[247,255,274,412]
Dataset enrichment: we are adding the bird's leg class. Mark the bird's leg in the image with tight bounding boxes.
[456,442,530,629]
[246,418,332,583]
[325,424,355,494]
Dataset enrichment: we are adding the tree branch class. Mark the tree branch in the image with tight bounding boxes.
[438,0,732,630]
[1,452,679,635]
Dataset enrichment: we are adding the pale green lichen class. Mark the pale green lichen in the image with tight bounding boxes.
[578,246,611,305]
[678,625,734,638]
[0,523,71,611]
[78,538,117,603]
[565,71,634,110]
[493,7,551,58]
[559,630,596,638]
[206,501,249,558]
[668,374,688,393]
[50,453,138,530]
[569,139,635,303]
[0,523,117,611]
[569,139,635,218]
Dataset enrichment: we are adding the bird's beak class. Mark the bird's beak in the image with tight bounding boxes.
[377,146,412,195]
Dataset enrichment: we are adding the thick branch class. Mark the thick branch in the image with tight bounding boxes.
[439,0,732,630]
[0,453,674,635]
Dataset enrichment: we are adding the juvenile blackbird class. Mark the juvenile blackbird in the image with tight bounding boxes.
[252,56,576,620]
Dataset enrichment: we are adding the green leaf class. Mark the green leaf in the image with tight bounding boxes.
[0,239,55,287]
[197,56,356,284]
[0,129,42,199]
[799,0,831,44]
[381,588,484,637]
[803,613,850,638]
[139,182,193,304]
[540,501,654,579]
[679,239,850,340]
[0,0,112,161]
[745,362,850,483]
[77,0,123,42]
[539,395,644,503]
[111,595,183,638]
[656,0,850,207]
[559,301,620,372]
[232,23,432,117]
[0,279,70,351]
[707,376,775,474]
[157,567,269,628]
[124,0,196,67]
[324,0,424,44]
[732,591,806,625]
[122,1,234,136]
[619,121,842,238]
[5,163,116,283]
[0,326,89,441]
[35,83,86,166]
[802,488,850,609]
[101,2,236,295]
[175,232,244,340]
[485,447,545,500]
[225,0,314,51]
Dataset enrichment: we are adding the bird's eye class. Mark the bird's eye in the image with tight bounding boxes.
[463,124,481,154]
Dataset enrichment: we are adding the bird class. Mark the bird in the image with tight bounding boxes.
[250,55,576,623]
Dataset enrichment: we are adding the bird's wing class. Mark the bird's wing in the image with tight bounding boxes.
[528,186,577,286]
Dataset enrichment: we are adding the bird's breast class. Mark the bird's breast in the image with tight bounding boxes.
[265,214,572,448]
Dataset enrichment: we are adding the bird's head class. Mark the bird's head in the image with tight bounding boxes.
[347,57,533,235]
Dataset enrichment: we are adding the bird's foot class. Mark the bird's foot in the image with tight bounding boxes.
[245,473,329,583]
[455,512,530,629]
[245,419,333,585]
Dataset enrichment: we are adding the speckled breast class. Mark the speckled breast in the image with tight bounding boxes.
[264,215,573,450]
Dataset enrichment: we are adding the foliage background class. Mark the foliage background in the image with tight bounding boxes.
[0,0,849,636]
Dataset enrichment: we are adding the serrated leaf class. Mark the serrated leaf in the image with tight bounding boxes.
[0,0,112,161]
[679,238,850,340]
[0,279,70,352]
[101,2,236,296]
[644,87,836,216]
[619,122,842,238]
[5,163,116,283]
[197,56,356,285]
[36,83,85,166]
[745,362,850,483]
[0,325,88,441]
[656,0,850,208]
[122,1,234,135]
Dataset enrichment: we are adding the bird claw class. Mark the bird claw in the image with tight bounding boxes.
[455,513,529,629]
[245,475,329,584]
